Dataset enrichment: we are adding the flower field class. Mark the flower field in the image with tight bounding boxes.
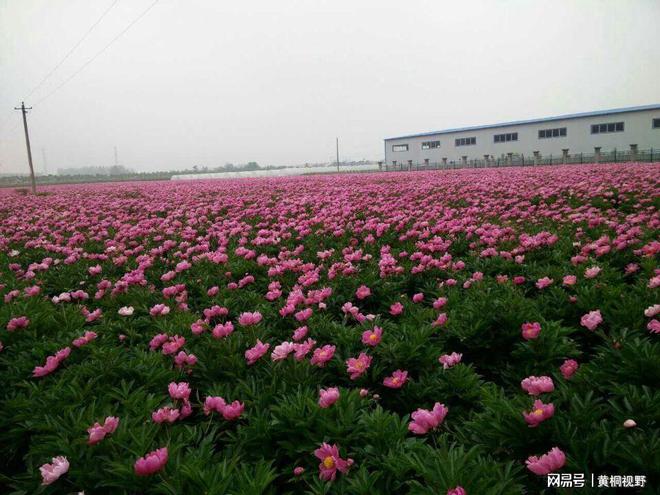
[1,163,659,494]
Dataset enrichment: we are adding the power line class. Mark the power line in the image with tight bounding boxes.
[26,0,121,100]
[33,0,161,107]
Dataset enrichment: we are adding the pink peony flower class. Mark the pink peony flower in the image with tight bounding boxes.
[346,352,372,380]
[314,443,353,481]
[292,325,308,341]
[412,292,424,303]
[535,277,553,289]
[149,303,170,317]
[162,335,185,355]
[584,266,601,279]
[118,306,134,316]
[526,447,566,475]
[521,322,541,340]
[408,402,448,434]
[438,352,462,369]
[173,351,197,369]
[134,447,168,476]
[389,302,404,315]
[383,369,408,389]
[355,285,371,300]
[644,304,660,318]
[432,313,448,327]
[433,297,448,309]
[521,376,555,395]
[33,347,71,377]
[648,319,660,334]
[203,396,226,415]
[522,399,555,427]
[271,341,295,361]
[447,487,467,495]
[294,466,305,476]
[149,333,169,351]
[238,311,263,326]
[310,344,336,367]
[87,416,119,444]
[168,382,191,401]
[72,331,97,348]
[560,359,579,379]
[318,387,340,408]
[212,321,234,339]
[361,326,382,346]
[580,310,603,331]
[245,340,270,365]
[7,316,29,332]
[221,400,245,420]
[562,275,577,286]
[39,456,69,485]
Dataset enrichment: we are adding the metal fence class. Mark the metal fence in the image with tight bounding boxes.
[382,148,659,172]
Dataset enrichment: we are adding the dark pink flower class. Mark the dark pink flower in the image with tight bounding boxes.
[526,447,566,475]
[383,369,408,389]
[560,359,579,379]
[408,402,448,434]
[521,322,541,340]
[346,352,372,380]
[314,443,353,481]
[134,447,168,476]
[522,399,555,427]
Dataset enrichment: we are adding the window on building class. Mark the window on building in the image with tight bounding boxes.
[538,127,567,139]
[494,132,518,143]
[392,144,409,152]
[591,122,624,134]
[421,140,441,149]
[653,118,660,129]
[455,137,476,146]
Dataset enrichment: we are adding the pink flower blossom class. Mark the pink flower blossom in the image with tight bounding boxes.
[294,466,305,476]
[562,275,577,286]
[408,402,448,434]
[72,331,97,348]
[212,321,235,339]
[221,400,245,420]
[118,306,134,316]
[580,310,603,331]
[311,345,336,367]
[535,277,553,289]
[238,311,263,326]
[644,304,660,318]
[87,416,119,444]
[447,487,467,495]
[383,369,408,388]
[318,387,340,408]
[39,456,69,485]
[7,316,29,331]
[134,447,168,476]
[355,285,371,299]
[33,347,71,377]
[174,351,197,369]
[271,341,295,361]
[245,340,270,365]
[432,313,448,327]
[149,333,169,351]
[346,352,372,380]
[292,325,308,341]
[526,447,566,475]
[648,319,660,334]
[361,326,382,346]
[168,382,191,401]
[389,302,404,315]
[433,297,448,309]
[162,335,185,355]
[522,399,555,427]
[521,322,541,340]
[412,292,424,303]
[149,303,170,316]
[521,376,555,395]
[314,443,353,481]
[438,352,462,369]
[584,266,601,279]
[203,396,226,415]
[560,359,579,379]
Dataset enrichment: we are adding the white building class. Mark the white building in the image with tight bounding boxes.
[384,104,660,166]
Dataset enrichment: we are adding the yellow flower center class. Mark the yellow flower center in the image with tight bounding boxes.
[533,408,544,416]
[392,377,400,384]
[323,456,335,469]
[369,334,378,341]
[356,362,364,369]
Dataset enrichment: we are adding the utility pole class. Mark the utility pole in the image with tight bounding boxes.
[336,137,340,172]
[14,102,36,193]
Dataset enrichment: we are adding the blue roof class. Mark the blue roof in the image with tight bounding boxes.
[384,104,660,141]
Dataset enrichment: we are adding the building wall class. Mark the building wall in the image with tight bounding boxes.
[384,109,660,165]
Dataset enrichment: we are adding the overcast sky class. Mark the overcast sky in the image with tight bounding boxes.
[1,0,659,173]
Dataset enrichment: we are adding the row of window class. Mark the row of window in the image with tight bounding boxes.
[391,118,660,151]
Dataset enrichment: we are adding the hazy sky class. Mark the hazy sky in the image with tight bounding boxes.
[1,0,659,173]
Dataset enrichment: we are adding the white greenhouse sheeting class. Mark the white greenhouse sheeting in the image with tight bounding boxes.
[171,164,380,180]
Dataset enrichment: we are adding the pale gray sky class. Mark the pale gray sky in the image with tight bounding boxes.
[1,0,659,173]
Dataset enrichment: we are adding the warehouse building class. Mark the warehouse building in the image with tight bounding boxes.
[384,104,660,167]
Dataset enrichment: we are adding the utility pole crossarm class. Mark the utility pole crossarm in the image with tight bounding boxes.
[14,101,37,194]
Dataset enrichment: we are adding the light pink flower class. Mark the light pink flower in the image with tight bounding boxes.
[292,326,308,341]
[562,275,577,286]
[408,402,448,434]
[238,311,263,326]
[318,387,340,408]
[521,376,555,395]
[212,321,234,339]
[149,303,170,316]
[447,487,467,495]
[346,352,372,380]
[526,447,566,475]
[245,340,270,365]
[644,304,660,318]
[535,277,553,289]
[355,285,371,300]
[271,341,295,361]
[432,313,448,327]
[310,344,336,367]
[118,306,134,316]
[389,302,404,315]
[203,396,226,415]
[648,319,660,334]
[412,292,424,303]
[221,400,245,420]
[168,382,191,401]
[134,447,168,476]
[383,369,408,389]
[584,266,601,279]
[522,399,555,427]
[7,316,29,331]
[438,352,462,369]
[39,456,69,485]
[580,310,603,331]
